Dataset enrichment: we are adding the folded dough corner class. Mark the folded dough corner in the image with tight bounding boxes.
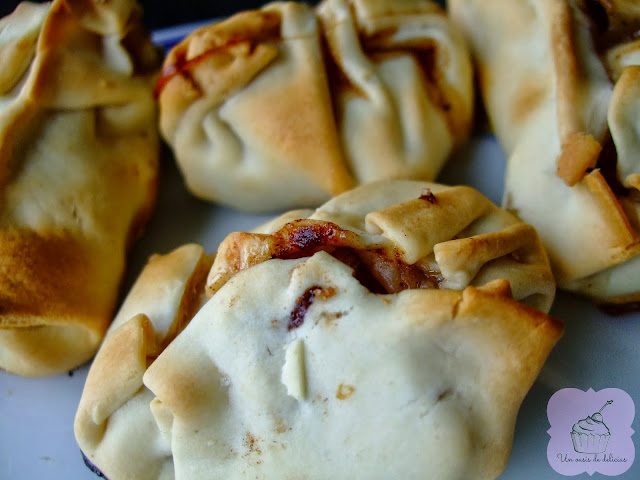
[75,180,562,480]
[0,0,161,376]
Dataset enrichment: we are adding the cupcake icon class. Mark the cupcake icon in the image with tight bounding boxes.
[571,400,613,454]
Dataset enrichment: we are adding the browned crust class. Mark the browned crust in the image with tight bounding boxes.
[61,0,138,34]
[0,323,101,377]
[545,1,640,289]
[449,0,640,301]
[0,230,114,329]
[0,230,113,376]
[28,0,161,109]
[159,1,472,209]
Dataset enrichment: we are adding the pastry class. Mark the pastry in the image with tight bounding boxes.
[449,0,640,306]
[75,181,561,479]
[209,180,556,312]
[75,244,212,479]
[0,0,161,376]
[156,0,473,212]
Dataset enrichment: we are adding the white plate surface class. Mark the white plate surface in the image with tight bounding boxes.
[1,20,639,480]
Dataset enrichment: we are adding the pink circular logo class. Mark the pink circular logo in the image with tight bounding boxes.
[547,388,635,476]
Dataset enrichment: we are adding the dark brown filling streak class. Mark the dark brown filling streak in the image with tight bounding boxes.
[288,286,331,331]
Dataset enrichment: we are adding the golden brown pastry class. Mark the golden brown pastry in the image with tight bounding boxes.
[0,0,161,376]
[449,0,640,306]
[75,180,561,480]
[156,0,473,212]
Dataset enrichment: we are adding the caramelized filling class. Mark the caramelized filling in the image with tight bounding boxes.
[321,21,445,113]
[154,11,282,97]
[219,219,444,296]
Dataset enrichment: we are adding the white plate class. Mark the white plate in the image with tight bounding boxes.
[1,21,639,480]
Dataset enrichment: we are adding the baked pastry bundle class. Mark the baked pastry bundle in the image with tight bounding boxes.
[0,0,161,376]
[75,180,562,480]
[449,0,640,306]
[156,0,473,212]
